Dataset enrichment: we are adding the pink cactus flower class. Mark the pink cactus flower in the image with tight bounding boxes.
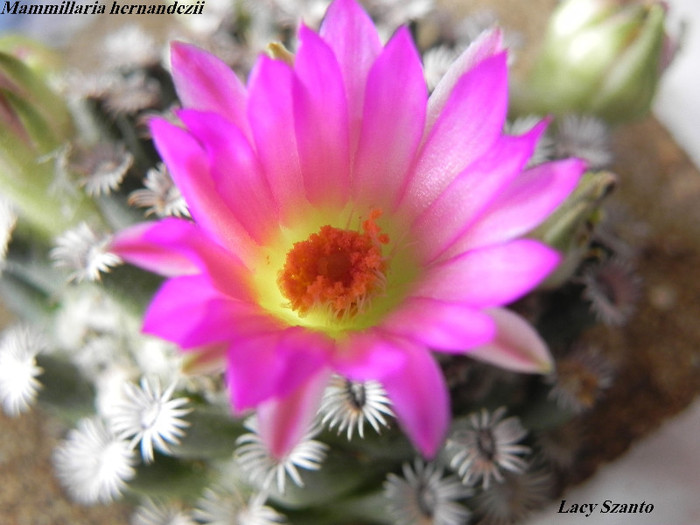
[112,0,584,458]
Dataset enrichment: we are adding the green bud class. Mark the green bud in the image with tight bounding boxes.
[532,170,617,288]
[514,0,668,123]
[0,45,72,151]
[0,35,63,74]
[0,43,100,239]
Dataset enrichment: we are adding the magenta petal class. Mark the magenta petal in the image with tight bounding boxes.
[401,52,509,216]
[226,328,332,412]
[170,42,251,140]
[179,110,279,244]
[226,333,281,411]
[468,308,553,373]
[320,0,382,153]
[427,29,503,133]
[381,345,449,458]
[256,369,331,460]
[111,221,198,277]
[382,298,496,352]
[112,218,251,301]
[143,275,276,349]
[293,26,350,207]
[412,123,547,264]
[458,158,586,251]
[149,118,257,263]
[416,240,560,307]
[332,331,408,382]
[352,27,427,208]
[247,57,307,225]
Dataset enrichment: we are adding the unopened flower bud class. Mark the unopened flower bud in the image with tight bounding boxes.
[0,42,72,153]
[514,0,668,123]
[0,34,63,77]
[533,170,617,288]
[0,40,97,238]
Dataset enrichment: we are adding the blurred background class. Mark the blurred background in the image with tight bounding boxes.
[525,0,700,522]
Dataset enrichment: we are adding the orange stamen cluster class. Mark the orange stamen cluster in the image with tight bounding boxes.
[278,210,389,319]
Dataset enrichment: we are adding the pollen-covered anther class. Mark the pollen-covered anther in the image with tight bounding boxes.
[278,211,389,319]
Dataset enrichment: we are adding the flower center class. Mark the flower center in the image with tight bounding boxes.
[277,209,389,319]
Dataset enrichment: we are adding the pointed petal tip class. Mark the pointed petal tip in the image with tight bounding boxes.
[169,41,205,73]
[148,114,181,138]
[324,0,364,18]
[468,308,554,374]
[427,25,506,129]
[381,344,450,460]
[571,156,589,175]
[416,432,443,459]
[169,40,185,57]
[297,22,318,45]
[169,40,188,56]
[320,0,378,37]
[256,369,330,459]
[168,40,250,138]
[473,26,505,56]
[528,115,552,139]
[109,219,201,277]
[385,26,424,71]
